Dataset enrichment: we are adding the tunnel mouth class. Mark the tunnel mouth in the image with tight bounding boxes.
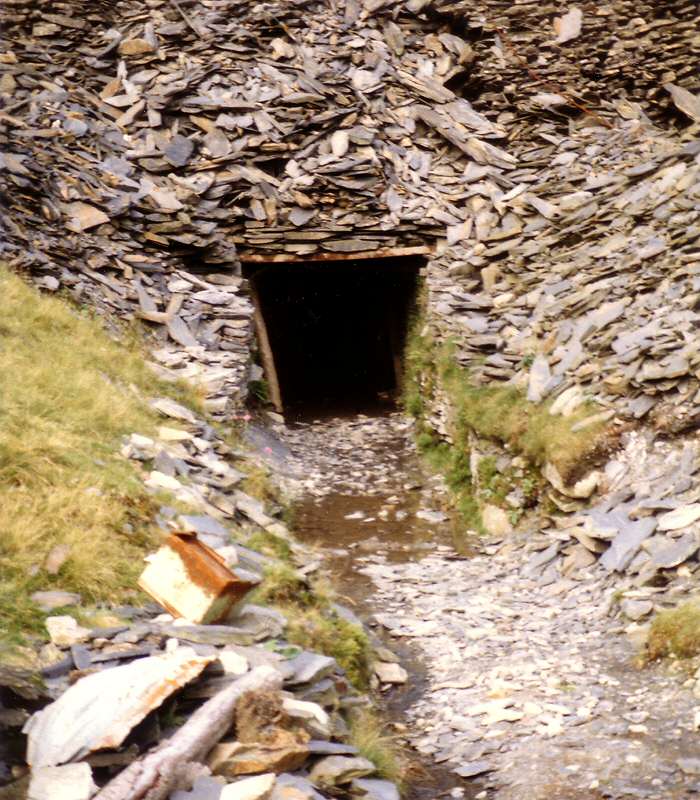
[243,255,424,420]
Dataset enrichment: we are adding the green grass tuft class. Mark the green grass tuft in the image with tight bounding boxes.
[245,530,293,562]
[241,462,276,504]
[646,601,700,661]
[253,563,319,608]
[286,609,373,690]
[402,319,608,536]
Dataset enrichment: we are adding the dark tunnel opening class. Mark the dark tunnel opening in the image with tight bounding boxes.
[243,256,424,419]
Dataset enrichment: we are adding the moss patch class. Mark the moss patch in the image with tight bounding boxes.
[241,461,276,504]
[437,343,606,481]
[646,601,700,662]
[253,559,372,689]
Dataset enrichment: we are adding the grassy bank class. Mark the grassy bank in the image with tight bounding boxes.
[403,321,608,532]
[0,267,200,644]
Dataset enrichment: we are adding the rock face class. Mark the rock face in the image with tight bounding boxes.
[3,1,700,798]
[308,756,375,789]
[219,774,276,800]
[5,0,697,423]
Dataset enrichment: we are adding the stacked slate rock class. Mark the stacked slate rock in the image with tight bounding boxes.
[3,0,698,420]
[415,0,700,126]
[1,0,537,412]
[410,0,700,426]
[526,430,700,589]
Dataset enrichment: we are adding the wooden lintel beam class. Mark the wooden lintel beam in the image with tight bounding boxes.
[238,245,432,264]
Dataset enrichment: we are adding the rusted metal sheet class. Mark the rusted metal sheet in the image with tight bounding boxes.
[138,533,258,624]
[24,648,214,769]
[238,246,433,264]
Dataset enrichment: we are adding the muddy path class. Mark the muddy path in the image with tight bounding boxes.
[253,411,700,800]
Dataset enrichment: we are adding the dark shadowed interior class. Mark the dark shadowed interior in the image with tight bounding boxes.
[244,256,424,417]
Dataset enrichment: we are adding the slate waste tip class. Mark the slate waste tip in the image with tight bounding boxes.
[0,400,407,800]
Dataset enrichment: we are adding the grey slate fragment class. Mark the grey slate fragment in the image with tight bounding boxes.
[353,778,401,800]
[155,606,280,648]
[150,398,197,425]
[41,656,74,681]
[167,316,198,347]
[621,599,653,621]
[171,776,226,800]
[309,756,375,788]
[454,759,493,778]
[90,645,157,664]
[308,740,359,756]
[273,774,324,800]
[163,134,195,167]
[527,355,552,402]
[286,652,337,685]
[69,645,92,671]
[651,532,700,569]
[600,517,657,572]
[178,514,229,538]
[522,542,560,578]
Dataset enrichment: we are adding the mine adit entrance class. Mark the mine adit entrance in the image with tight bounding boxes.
[242,251,426,417]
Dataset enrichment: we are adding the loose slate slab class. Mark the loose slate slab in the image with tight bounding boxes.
[651,533,700,570]
[28,763,96,800]
[308,756,375,788]
[657,505,700,531]
[453,759,493,778]
[353,778,401,800]
[600,517,657,573]
[24,648,214,768]
[286,652,337,685]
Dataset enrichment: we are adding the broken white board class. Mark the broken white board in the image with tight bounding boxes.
[25,647,214,768]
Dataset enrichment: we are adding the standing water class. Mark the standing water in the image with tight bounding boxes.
[280,409,478,800]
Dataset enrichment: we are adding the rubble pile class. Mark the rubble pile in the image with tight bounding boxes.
[421,0,700,126]
[426,122,700,422]
[0,399,403,800]
[3,0,698,419]
[0,0,514,412]
[417,0,700,425]
[533,431,700,587]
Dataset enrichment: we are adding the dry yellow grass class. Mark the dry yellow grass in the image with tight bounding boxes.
[348,709,404,785]
[0,266,200,642]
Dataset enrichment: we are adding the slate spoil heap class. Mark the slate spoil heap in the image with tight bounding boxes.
[2,0,698,416]
[0,398,403,800]
[3,0,700,796]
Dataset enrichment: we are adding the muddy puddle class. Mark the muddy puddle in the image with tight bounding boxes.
[295,491,475,800]
[272,409,482,800]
